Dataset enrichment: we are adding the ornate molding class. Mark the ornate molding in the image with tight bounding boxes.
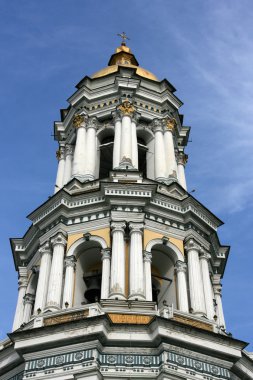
[129,222,144,235]
[73,114,85,128]
[174,260,187,273]
[65,144,74,156]
[23,348,230,379]
[56,146,65,161]
[143,251,152,263]
[117,99,135,116]
[101,248,111,261]
[87,116,99,129]
[163,117,177,132]
[51,232,67,248]
[151,118,163,132]
[64,255,76,268]
[184,238,202,253]
[111,221,126,233]
[199,249,211,261]
[177,152,188,166]
[38,241,51,257]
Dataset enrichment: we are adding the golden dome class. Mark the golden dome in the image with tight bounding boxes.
[91,43,159,82]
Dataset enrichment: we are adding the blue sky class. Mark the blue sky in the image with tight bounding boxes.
[1,1,253,350]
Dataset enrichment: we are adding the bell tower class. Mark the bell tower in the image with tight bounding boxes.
[1,38,253,380]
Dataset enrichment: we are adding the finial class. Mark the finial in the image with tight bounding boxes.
[117,32,130,46]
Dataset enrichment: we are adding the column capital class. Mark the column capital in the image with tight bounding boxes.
[199,249,211,261]
[51,232,67,248]
[129,222,144,235]
[23,293,35,305]
[151,118,163,133]
[163,117,177,132]
[39,241,51,257]
[184,238,202,253]
[112,110,122,123]
[177,152,188,166]
[213,284,222,296]
[131,112,140,124]
[175,260,187,273]
[73,113,87,128]
[64,255,76,268]
[56,145,65,161]
[143,251,152,263]
[65,144,74,156]
[87,116,99,130]
[111,221,126,233]
[117,99,135,117]
[101,248,111,260]
[18,277,28,289]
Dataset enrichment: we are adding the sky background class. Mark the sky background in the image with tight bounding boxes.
[0,0,253,350]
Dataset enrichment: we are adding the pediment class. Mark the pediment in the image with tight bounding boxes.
[64,179,100,195]
[157,182,188,200]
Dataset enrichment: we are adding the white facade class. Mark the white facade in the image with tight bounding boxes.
[1,42,252,380]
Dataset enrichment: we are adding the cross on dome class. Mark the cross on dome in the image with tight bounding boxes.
[117,32,130,45]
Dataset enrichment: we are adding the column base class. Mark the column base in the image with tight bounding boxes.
[71,174,95,182]
[191,310,207,318]
[44,303,61,312]
[128,293,145,301]
[109,293,126,300]
[117,157,136,171]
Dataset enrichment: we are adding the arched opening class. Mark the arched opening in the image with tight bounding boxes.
[137,137,147,177]
[99,133,114,179]
[150,244,177,309]
[73,240,103,306]
[137,127,154,179]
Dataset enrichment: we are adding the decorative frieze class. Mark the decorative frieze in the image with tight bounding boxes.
[22,348,230,379]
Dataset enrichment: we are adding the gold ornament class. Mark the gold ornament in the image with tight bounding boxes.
[118,99,135,116]
[73,114,85,128]
[56,149,62,160]
[164,117,177,131]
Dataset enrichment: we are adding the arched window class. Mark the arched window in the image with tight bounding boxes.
[150,244,177,309]
[73,240,103,306]
[99,134,114,179]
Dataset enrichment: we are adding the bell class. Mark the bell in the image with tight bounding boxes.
[83,272,101,303]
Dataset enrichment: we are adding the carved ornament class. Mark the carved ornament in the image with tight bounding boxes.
[108,313,153,325]
[164,117,177,131]
[44,309,89,326]
[117,99,135,116]
[73,114,85,128]
[172,314,213,332]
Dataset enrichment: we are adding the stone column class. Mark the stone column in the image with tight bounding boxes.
[113,111,121,169]
[143,251,152,301]
[175,261,189,313]
[200,250,215,320]
[131,114,139,169]
[163,118,178,180]
[12,267,28,331]
[177,152,188,190]
[54,145,65,193]
[185,239,206,316]
[34,242,52,314]
[22,294,35,324]
[72,114,87,180]
[62,255,76,309]
[213,284,226,329]
[109,222,126,299]
[118,100,135,168]
[85,117,98,181]
[101,248,111,299]
[46,232,67,310]
[129,223,145,300]
[63,144,74,185]
[153,119,167,182]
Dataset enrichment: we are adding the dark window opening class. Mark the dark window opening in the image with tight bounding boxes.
[99,136,114,179]
[137,137,147,177]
